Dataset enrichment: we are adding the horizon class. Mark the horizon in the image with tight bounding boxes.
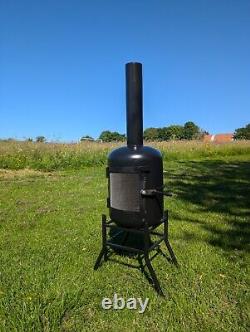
[1,0,249,141]
[0,125,237,144]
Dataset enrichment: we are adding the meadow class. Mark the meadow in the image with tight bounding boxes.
[0,140,249,331]
[0,140,250,170]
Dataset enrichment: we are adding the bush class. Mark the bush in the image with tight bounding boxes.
[234,124,250,140]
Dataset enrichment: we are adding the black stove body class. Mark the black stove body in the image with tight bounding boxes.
[94,62,177,295]
[108,63,164,228]
[108,145,163,228]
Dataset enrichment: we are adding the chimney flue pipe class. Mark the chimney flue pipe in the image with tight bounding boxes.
[126,62,143,147]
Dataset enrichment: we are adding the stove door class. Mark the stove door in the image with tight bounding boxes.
[109,173,141,212]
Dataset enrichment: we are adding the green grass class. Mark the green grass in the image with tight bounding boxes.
[0,145,249,331]
[0,140,250,170]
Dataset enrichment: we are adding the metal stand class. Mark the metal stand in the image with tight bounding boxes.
[94,211,178,296]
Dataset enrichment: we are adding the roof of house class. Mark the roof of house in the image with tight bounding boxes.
[203,133,234,143]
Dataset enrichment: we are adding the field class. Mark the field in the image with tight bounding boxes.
[0,141,249,331]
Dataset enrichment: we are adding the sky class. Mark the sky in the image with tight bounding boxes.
[0,0,249,141]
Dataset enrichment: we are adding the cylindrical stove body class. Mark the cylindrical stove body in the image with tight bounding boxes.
[107,63,164,228]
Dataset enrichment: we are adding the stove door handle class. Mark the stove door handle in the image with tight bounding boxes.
[140,189,173,197]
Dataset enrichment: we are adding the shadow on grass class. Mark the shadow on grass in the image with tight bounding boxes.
[95,227,177,293]
[165,160,250,253]
[107,228,172,263]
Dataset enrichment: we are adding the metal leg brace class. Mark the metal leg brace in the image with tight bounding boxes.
[94,211,178,295]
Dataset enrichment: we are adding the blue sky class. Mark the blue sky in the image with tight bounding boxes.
[0,0,249,141]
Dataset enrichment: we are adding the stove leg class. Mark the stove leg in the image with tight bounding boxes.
[94,214,108,270]
[144,254,164,296]
[94,248,106,270]
[144,222,164,296]
[164,210,178,266]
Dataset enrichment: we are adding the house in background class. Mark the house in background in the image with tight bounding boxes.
[203,133,234,143]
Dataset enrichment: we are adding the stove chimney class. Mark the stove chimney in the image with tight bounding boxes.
[126,62,143,147]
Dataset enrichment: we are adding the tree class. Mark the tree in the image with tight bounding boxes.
[100,121,205,142]
[36,136,46,143]
[143,123,203,141]
[159,125,184,140]
[143,127,161,141]
[80,135,94,141]
[26,138,33,142]
[99,131,125,142]
[183,122,200,140]
[234,124,250,140]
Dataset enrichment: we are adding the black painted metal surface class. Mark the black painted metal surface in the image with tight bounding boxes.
[107,62,164,228]
[126,62,143,147]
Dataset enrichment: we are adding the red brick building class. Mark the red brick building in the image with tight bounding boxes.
[203,133,234,143]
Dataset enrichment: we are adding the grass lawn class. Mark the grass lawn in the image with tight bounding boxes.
[0,153,249,331]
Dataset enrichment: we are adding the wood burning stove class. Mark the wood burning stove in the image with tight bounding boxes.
[94,63,177,295]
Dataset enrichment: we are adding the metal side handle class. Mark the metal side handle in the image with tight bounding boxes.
[140,189,173,197]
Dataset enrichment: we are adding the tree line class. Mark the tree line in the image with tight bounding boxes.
[233,124,250,140]
[143,122,206,141]
[2,123,249,143]
[94,121,207,142]
[93,122,250,142]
